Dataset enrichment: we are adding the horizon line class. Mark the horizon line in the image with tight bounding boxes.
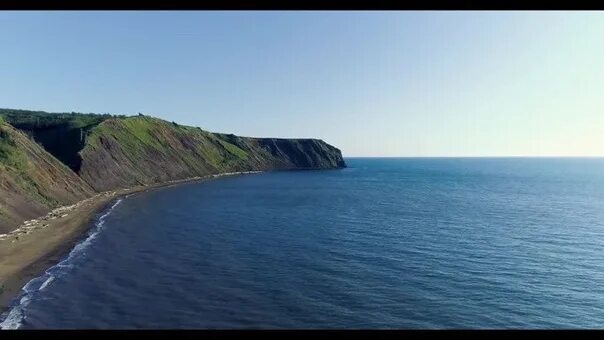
[343,155,604,158]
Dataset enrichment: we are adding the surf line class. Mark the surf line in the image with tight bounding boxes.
[0,198,123,330]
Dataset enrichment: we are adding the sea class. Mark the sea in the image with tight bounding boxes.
[3,157,604,329]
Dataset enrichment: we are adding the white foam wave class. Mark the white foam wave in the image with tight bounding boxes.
[0,199,123,330]
[38,277,54,291]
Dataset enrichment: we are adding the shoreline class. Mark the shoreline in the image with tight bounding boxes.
[0,170,262,317]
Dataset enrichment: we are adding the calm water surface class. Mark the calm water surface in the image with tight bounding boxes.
[3,158,604,329]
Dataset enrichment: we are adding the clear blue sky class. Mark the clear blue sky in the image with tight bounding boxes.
[1,11,603,157]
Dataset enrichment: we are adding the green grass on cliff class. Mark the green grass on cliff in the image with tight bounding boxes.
[0,125,27,171]
[217,138,248,159]
[2,109,343,193]
[118,116,165,148]
[0,109,125,171]
[86,116,249,170]
[0,123,60,207]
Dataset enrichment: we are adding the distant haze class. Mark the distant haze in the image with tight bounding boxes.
[0,11,603,157]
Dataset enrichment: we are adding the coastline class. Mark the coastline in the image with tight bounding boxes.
[0,170,262,317]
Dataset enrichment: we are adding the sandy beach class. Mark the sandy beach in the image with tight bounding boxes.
[0,171,262,315]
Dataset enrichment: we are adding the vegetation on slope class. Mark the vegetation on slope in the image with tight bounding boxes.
[79,116,254,191]
[78,115,345,191]
[0,120,95,233]
[0,109,122,172]
[0,108,119,130]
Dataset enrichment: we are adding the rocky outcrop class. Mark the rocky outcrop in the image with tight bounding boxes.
[216,134,346,170]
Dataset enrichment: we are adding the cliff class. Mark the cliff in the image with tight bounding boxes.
[0,109,345,232]
[0,109,114,172]
[0,118,95,233]
[78,116,345,191]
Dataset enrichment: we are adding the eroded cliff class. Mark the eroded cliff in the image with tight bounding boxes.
[79,116,346,191]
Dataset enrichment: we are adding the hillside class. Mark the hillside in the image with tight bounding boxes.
[0,109,346,232]
[0,109,117,172]
[79,116,345,191]
[0,118,95,233]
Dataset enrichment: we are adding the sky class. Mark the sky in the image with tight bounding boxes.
[0,11,603,157]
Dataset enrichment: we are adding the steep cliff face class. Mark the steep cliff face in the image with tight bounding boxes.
[78,117,234,192]
[78,116,345,192]
[215,134,346,170]
[0,120,95,233]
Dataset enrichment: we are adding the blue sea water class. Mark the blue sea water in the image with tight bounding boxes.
[3,157,604,329]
